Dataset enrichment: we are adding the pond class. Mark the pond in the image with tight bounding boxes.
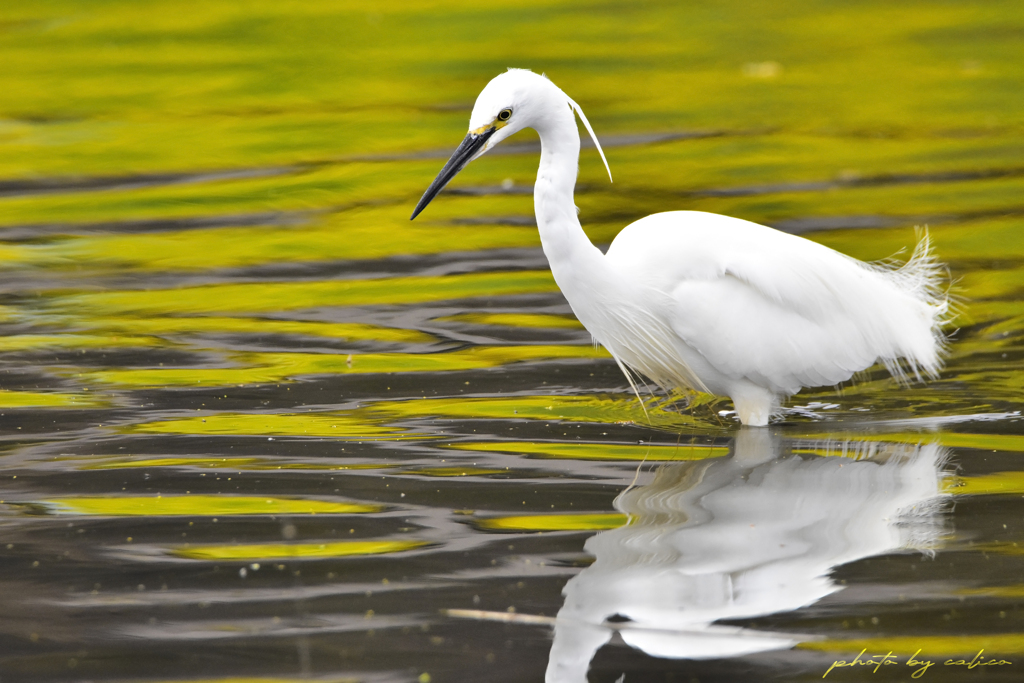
[0,1,1022,682]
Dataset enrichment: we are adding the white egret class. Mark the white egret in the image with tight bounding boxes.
[411,69,949,426]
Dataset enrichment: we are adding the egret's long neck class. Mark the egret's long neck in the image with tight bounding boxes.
[533,105,605,276]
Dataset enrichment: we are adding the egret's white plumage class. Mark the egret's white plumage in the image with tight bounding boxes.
[412,69,949,426]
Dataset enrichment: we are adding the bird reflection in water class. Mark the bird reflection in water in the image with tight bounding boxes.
[545,430,950,683]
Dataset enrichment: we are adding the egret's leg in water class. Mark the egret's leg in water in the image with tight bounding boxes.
[731,383,776,427]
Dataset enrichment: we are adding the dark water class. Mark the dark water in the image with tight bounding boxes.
[1,1,1024,682]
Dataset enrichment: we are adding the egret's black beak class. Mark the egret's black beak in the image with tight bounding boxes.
[410,127,496,219]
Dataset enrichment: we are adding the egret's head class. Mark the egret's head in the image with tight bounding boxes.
[410,69,609,220]
[466,69,560,149]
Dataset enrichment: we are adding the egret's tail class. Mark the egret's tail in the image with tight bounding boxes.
[877,229,952,381]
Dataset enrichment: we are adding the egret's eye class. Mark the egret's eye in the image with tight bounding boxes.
[497,108,512,122]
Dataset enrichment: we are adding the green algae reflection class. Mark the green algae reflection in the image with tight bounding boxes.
[126,390,705,440]
[172,539,427,561]
[79,456,390,473]
[9,205,543,272]
[369,393,722,431]
[946,471,1024,496]
[89,345,610,388]
[0,389,103,409]
[51,271,557,317]
[123,389,704,438]
[450,441,727,461]
[474,513,628,532]
[0,334,161,352]
[74,316,434,344]
[26,495,381,517]
[438,312,584,329]
[404,466,507,477]
[129,412,411,440]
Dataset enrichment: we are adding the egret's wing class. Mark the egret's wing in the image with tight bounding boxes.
[674,253,940,392]
[667,270,876,393]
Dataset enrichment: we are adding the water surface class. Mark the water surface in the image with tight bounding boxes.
[1,1,1023,682]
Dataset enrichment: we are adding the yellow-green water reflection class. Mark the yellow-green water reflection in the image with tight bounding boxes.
[24,495,381,517]
[1,0,1022,681]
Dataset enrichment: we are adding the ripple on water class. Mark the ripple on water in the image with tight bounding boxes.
[1,1,1023,681]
